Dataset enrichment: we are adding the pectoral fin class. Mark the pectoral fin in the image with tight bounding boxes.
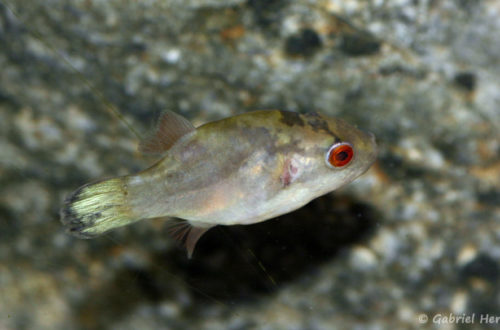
[139,110,196,154]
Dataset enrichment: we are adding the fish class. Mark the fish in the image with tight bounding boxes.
[60,110,377,257]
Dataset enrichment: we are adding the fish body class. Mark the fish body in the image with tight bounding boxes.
[61,110,377,257]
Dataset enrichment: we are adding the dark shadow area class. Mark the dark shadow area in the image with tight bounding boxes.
[75,194,379,326]
[174,194,379,300]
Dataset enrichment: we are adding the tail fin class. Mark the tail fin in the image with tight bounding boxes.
[60,177,138,238]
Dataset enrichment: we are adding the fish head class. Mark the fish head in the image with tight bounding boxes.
[282,112,377,197]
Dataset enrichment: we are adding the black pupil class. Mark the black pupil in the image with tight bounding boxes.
[336,151,348,161]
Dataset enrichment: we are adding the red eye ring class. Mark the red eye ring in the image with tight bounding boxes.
[326,142,354,168]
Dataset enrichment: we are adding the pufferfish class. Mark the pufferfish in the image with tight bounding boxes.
[61,110,377,257]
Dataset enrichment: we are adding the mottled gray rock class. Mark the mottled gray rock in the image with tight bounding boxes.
[1,0,499,329]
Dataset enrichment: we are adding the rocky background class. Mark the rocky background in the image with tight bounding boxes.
[1,0,499,329]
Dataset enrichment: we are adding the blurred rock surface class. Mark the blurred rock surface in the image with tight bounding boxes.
[0,0,499,329]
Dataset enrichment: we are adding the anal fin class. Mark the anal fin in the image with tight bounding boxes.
[168,220,213,258]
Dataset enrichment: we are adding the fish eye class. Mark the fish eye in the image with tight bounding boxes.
[325,142,354,168]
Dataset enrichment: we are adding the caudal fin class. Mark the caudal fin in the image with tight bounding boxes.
[60,177,138,238]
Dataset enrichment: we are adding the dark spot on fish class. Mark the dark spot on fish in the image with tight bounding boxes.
[60,186,102,238]
[279,111,305,127]
[87,212,102,223]
[304,112,335,136]
[68,221,88,233]
[60,204,97,239]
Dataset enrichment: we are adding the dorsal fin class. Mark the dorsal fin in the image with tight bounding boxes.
[168,220,213,258]
[139,110,195,154]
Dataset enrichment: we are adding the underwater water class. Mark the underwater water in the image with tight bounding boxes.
[1,0,499,329]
